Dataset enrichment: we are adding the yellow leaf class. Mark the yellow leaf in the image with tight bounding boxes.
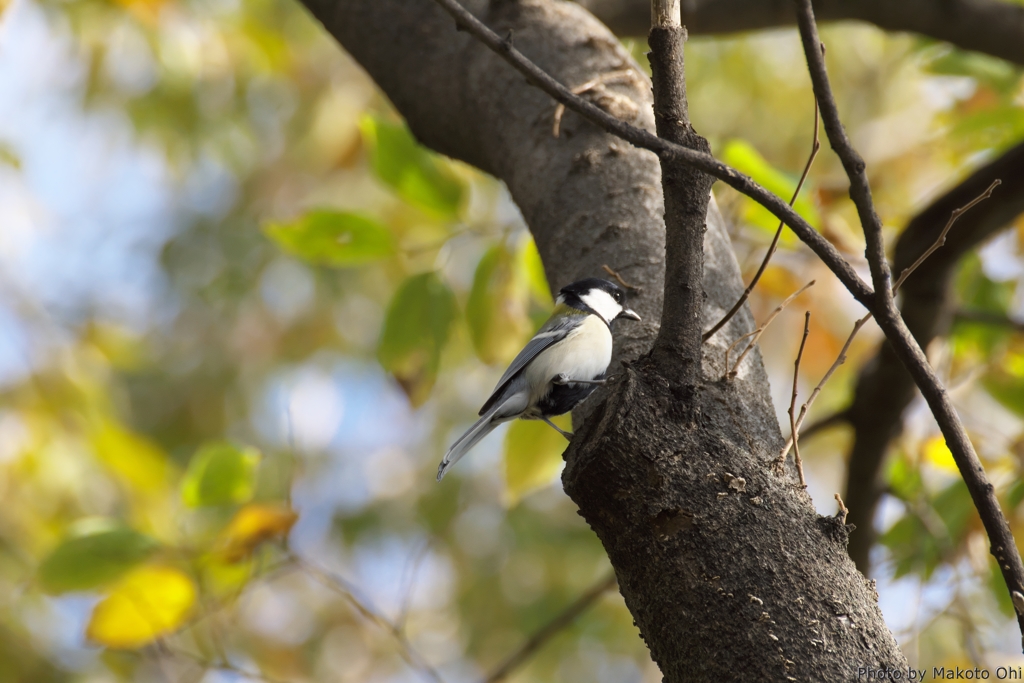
[86,566,196,649]
[922,435,959,474]
[503,415,571,506]
[90,420,172,494]
[218,503,298,563]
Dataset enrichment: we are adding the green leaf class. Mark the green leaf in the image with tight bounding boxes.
[503,415,570,506]
[181,441,261,507]
[951,255,1015,358]
[377,272,458,406]
[0,143,20,169]
[721,139,820,240]
[933,480,975,544]
[879,480,975,580]
[1004,478,1024,511]
[886,452,922,501]
[880,514,940,579]
[264,210,394,267]
[519,236,552,306]
[360,116,464,218]
[466,243,532,365]
[983,367,1024,418]
[925,49,1021,94]
[990,558,1018,618]
[38,523,159,594]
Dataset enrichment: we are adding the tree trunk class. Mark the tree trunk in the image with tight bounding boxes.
[300,0,906,678]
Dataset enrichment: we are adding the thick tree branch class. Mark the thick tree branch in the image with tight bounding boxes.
[576,0,1024,67]
[844,139,1024,573]
[793,0,1024,642]
[648,0,714,392]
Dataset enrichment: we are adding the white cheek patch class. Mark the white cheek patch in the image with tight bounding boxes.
[579,289,621,324]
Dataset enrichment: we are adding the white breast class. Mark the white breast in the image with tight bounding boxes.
[523,315,612,402]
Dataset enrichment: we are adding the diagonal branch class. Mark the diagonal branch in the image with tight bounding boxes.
[793,0,1024,644]
[844,140,1024,572]
[793,5,892,307]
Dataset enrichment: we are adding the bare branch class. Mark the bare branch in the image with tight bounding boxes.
[602,264,642,291]
[834,493,849,525]
[704,98,820,342]
[780,312,870,461]
[794,2,892,309]
[483,573,617,683]
[787,311,811,487]
[891,179,1002,293]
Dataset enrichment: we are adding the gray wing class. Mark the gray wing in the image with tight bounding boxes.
[478,314,583,416]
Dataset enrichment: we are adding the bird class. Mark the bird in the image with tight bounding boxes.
[437,277,640,481]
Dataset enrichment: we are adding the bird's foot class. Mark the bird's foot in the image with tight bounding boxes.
[552,373,606,386]
[541,416,573,440]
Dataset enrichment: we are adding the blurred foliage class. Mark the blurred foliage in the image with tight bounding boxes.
[0,0,1023,679]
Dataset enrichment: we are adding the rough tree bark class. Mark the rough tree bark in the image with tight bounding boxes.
[301,0,906,678]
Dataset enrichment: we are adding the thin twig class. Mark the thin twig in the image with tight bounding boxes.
[779,312,871,461]
[292,554,445,683]
[787,312,812,487]
[482,573,617,683]
[834,493,848,525]
[725,280,815,378]
[891,179,1001,293]
[553,69,640,137]
[704,99,821,342]
[602,264,641,291]
[429,0,874,309]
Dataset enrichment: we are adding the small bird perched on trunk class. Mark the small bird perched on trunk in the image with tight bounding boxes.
[437,277,640,481]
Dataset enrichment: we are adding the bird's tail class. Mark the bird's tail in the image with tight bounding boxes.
[437,409,502,481]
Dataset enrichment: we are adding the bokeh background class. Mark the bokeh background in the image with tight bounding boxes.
[1,0,1024,680]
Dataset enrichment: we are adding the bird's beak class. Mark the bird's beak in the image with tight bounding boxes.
[619,308,641,321]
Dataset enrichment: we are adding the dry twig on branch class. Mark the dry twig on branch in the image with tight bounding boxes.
[724,280,814,378]
[704,100,820,343]
[787,311,812,487]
